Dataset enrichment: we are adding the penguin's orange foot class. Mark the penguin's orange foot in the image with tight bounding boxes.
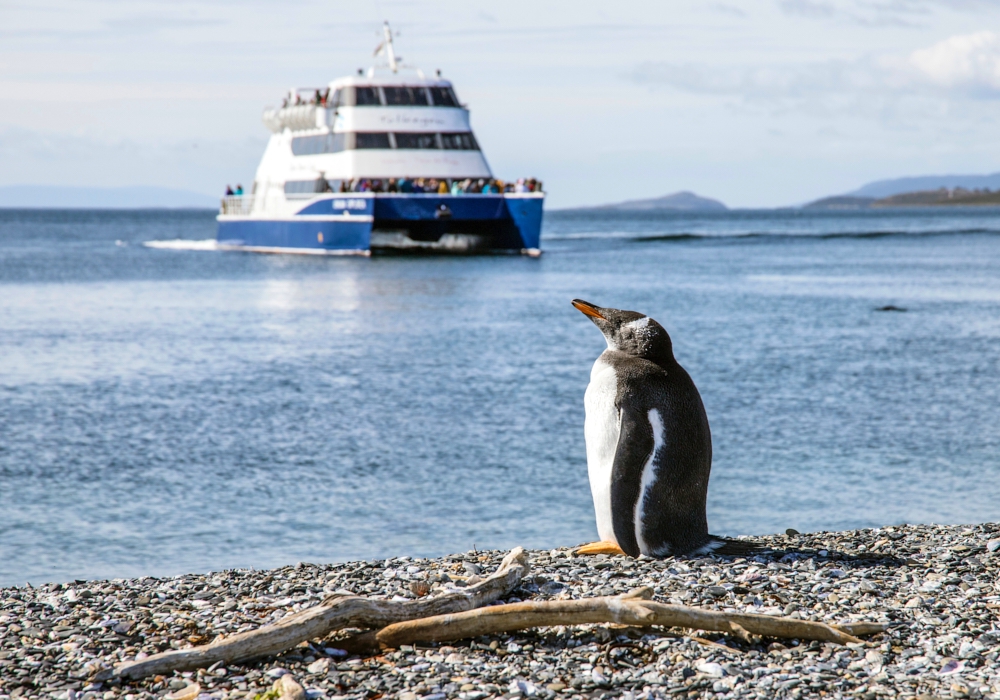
[574,541,626,556]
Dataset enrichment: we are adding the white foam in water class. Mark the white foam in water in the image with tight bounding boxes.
[144,239,219,251]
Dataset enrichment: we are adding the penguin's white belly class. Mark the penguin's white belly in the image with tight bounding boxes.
[584,357,620,544]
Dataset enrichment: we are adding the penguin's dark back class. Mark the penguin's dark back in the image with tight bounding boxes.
[603,350,713,555]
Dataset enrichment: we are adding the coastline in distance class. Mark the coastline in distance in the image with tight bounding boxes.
[560,190,728,212]
[806,188,1000,210]
[806,170,1000,209]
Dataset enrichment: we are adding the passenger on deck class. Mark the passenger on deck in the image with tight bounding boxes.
[398,177,413,193]
[387,178,399,193]
[235,184,244,195]
[438,179,449,194]
[225,185,234,196]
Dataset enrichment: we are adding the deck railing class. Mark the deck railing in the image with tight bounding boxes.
[220,195,254,216]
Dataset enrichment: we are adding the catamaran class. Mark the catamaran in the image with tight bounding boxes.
[217,23,544,255]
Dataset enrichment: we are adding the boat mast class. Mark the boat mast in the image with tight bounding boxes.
[381,22,398,73]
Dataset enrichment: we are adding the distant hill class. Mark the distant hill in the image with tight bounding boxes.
[846,173,1000,199]
[573,191,728,212]
[874,188,1000,207]
[803,196,876,210]
[806,187,1000,209]
[0,185,218,209]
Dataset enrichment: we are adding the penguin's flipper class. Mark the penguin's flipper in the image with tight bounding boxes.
[609,403,658,558]
[574,541,626,556]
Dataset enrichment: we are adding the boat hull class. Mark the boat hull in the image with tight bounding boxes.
[217,193,543,255]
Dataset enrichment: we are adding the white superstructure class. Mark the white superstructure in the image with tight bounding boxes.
[247,23,492,217]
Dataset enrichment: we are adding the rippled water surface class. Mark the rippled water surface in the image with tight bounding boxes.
[2,207,999,585]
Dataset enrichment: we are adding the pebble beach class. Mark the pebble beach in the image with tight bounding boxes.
[2,522,999,700]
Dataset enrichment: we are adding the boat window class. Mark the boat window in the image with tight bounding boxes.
[291,134,326,156]
[355,132,392,149]
[394,132,439,149]
[440,132,479,150]
[428,87,459,107]
[290,131,477,154]
[329,89,341,109]
[356,87,382,105]
[290,132,347,156]
[383,87,430,106]
[284,180,332,195]
[338,86,383,106]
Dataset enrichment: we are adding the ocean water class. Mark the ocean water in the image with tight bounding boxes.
[1,207,999,586]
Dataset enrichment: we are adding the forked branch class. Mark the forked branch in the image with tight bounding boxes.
[106,547,530,681]
[374,586,886,649]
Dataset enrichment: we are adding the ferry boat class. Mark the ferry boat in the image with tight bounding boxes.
[217,24,544,255]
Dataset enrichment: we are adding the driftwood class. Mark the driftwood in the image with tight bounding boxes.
[374,586,888,649]
[105,547,529,681]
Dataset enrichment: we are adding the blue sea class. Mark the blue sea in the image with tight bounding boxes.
[1,207,999,586]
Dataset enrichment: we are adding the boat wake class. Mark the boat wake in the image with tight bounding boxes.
[144,239,219,251]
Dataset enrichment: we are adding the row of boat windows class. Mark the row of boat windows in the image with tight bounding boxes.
[339,85,459,108]
[350,85,459,107]
[291,132,479,156]
[289,86,461,109]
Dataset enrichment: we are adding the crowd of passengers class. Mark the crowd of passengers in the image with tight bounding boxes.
[338,177,542,194]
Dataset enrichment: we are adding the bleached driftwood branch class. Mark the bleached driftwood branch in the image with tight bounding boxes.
[374,586,887,649]
[105,547,529,681]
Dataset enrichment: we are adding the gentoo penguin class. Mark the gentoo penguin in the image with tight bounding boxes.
[572,299,747,558]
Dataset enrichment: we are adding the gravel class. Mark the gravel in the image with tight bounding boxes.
[2,522,999,700]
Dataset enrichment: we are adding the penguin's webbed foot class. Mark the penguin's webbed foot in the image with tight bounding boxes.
[574,541,626,556]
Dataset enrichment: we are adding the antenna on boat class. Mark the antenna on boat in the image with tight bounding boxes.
[373,21,399,73]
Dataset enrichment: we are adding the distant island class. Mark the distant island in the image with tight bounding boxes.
[568,191,727,212]
[806,171,1000,209]
[806,187,1000,210]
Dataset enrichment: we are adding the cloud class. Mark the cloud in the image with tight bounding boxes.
[709,3,749,17]
[774,0,1000,27]
[778,0,836,18]
[633,30,1000,101]
[0,80,267,103]
[909,31,1000,93]
[103,16,225,35]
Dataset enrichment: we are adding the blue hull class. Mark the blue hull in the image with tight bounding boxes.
[217,193,543,255]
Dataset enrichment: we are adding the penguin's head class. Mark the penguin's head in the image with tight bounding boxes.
[572,299,674,364]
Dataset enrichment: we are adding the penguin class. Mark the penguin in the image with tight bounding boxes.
[571,299,752,558]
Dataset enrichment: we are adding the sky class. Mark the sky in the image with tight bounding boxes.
[3,0,1000,208]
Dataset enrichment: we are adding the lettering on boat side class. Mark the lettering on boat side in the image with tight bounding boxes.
[333,199,369,210]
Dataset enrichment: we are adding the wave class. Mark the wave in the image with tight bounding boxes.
[143,239,219,251]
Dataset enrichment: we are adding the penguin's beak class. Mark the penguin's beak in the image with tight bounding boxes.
[572,299,606,320]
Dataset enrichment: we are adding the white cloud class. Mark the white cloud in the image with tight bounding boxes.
[634,30,1000,100]
[909,30,1000,93]
[777,0,1000,27]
